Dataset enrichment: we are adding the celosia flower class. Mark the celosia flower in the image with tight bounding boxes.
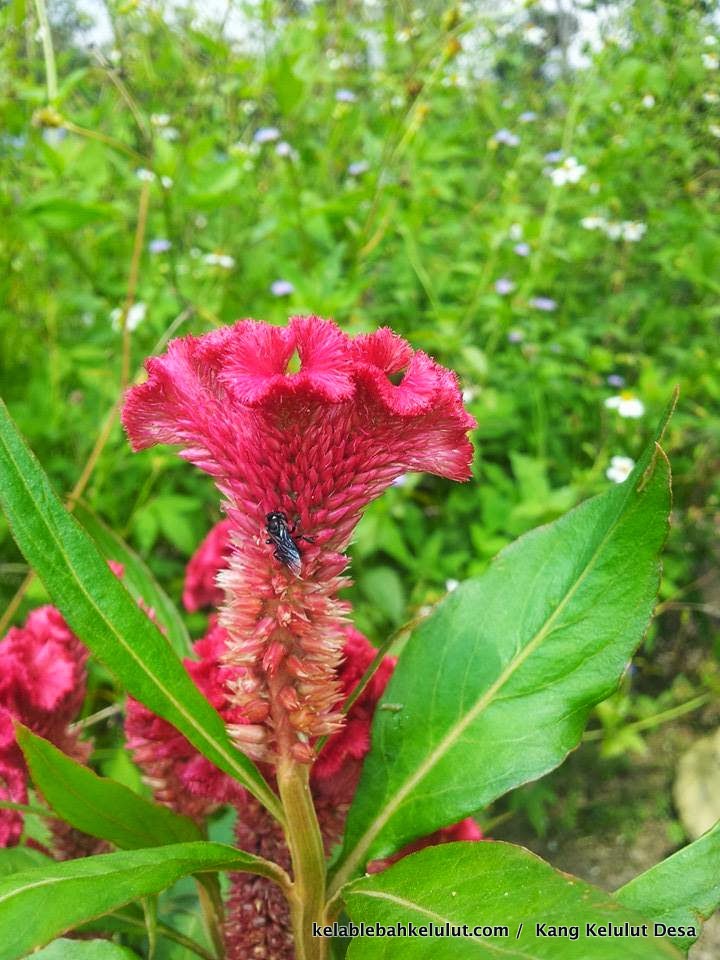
[122,317,475,764]
[0,606,89,848]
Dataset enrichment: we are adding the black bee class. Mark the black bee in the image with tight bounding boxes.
[265,511,314,577]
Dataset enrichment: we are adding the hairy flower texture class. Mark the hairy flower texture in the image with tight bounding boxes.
[183,519,234,612]
[122,317,475,764]
[0,607,89,848]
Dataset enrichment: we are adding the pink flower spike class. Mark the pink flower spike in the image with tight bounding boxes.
[122,316,475,764]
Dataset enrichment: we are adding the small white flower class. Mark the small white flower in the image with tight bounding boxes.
[529,296,557,312]
[335,89,357,103]
[492,128,520,147]
[348,160,369,177]
[710,124,720,139]
[275,141,294,157]
[151,113,171,127]
[702,53,719,70]
[445,579,460,593]
[704,35,718,46]
[581,215,606,231]
[159,127,179,141]
[604,221,623,240]
[462,387,477,404]
[518,111,537,123]
[703,91,720,103]
[621,221,647,242]
[495,277,515,295]
[514,242,530,257]
[605,393,645,418]
[148,238,172,254]
[270,279,294,296]
[548,156,586,186]
[524,25,547,46]
[204,252,235,269]
[160,175,173,189]
[642,94,655,108]
[135,168,155,182]
[509,223,524,241]
[110,301,147,332]
[606,456,635,483]
[253,127,281,144]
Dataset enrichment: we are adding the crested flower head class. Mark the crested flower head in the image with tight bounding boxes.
[183,519,234,612]
[122,317,475,763]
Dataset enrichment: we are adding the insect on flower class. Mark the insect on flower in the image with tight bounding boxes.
[265,511,314,577]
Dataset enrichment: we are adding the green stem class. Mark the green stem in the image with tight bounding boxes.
[277,758,327,960]
[583,693,711,742]
[0,799,53,818]
[32,0,57,102]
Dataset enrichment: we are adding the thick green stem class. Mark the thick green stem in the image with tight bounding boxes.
[32,0,58,102]
[277,757,328,960]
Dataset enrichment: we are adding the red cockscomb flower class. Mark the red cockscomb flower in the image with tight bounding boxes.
[0,606,89,849]
[122,317,475,765]
[183,519,233,612]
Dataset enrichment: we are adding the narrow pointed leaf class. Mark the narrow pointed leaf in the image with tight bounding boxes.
[74,502,192,658]
[333,408,673,887]
[17,725,202,849]
[0,398,280,822]
[0,841,279,960]
[615,819,720,953]
[343,843,683,959]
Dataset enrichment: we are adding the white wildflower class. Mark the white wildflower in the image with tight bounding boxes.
[605,393,645,418]
[606,456,635,483]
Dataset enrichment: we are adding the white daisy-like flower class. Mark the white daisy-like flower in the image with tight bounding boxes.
[445,579,460,593]
[606,456,635,483]
[642,94,655,108]
[621,221,647,242]
[702,53,719,70]
[204,252,235,269]
[135,168,155,182]
[110,301,147,332]
[581,215,606,231]
[548,156,586,186]
[605,393,645,418]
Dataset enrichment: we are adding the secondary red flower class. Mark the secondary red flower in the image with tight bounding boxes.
[0,606,88,847]
[123,317,474,764]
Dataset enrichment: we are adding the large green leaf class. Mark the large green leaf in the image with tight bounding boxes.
[615,819,720,953]
[33,940,141,959]
[343,842,682,959]
[0,841,279,960]
[74,502,192,658]
[0,398,281,822]
[17,725,202,850]
[332,416,672,889]
[0,847,52,877]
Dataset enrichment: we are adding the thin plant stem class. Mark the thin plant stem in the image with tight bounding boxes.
[70,702,123,732]
[32,0,57,102]
[61,120,146,163]
[276,758,328,960]
[120,180,152,390]
[110,910,217,960]
[583,693,711,743]
[0,799,53,819]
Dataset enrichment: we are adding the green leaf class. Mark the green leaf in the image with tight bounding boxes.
[17,725,202,850]
[0,841,279,960]
[0,847,52,877]
[33,940,141,959]
[23,198,117,230]
[74,502,192,658]
[0,398,281,823]
[343,842,683,959]
[615,819,720,953]
[332,408,673,888]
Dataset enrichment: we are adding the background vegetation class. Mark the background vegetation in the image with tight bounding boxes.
[1,0,719,892]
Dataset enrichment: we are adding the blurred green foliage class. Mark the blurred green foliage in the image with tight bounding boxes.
[1,0,718,692]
